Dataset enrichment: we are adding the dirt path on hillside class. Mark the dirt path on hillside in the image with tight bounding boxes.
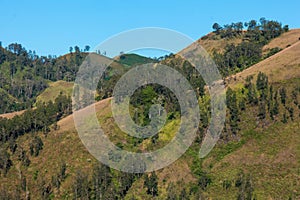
[0,109,26,119]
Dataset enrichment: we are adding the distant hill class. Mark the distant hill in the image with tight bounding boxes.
[115,53,156,67]
[0,44,154,114]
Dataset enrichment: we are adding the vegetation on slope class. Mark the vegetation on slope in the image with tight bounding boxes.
[36,81,73,103]
[200,18,289,76]
[0,44,86,113]
[0,18,300,199]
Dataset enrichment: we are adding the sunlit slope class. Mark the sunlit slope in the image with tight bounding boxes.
[2,97,196,199]
[205,29,300,199]
[263,29,300,52]
[228,39,300,87]
[36,81,74,103]
[197,32,243,54]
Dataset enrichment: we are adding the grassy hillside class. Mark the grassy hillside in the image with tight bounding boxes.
[3,74,299,199]
[204,30,300,198]
[202,77,300,199]
[198,32,243,54]
[0,97,198,199]
[36,81,74,103]
[1,26,300,199]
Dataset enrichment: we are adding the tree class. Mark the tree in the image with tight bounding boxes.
[179,188,188,200]
[73,170,90,199]
[69,46,73,54]
[227,88,240,134]
[8,137,17,153]
[270,90,279,119]
[166,182,177,200]
[60,161,67,180]
[279,88,287,106]
[20,173,27,192]
[288,107,294,121]
[74,46,80,53]
[247,20,257,31]
[256,72,268,101]
[235,171,254,200]
[235,22,244,33]
[212,23,222,33]
[38,177,52,199]
[247,83,258,105]
[29,136,43,157]
[84,45,90,52]
[144,172,158,196]
[268,85,274,112]
[198,171,212,190]
[282,112,288,123]
[258,101,266,120]
[18,147,30,167]
[92,164,111,199]
[292,89,298,106]
[256,72,268,92]
[0,148,12,175]
[260,17,267,27]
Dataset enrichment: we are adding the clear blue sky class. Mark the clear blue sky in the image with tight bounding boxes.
[1,0,300,57]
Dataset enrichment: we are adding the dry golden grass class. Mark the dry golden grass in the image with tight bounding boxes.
[0,109,26,119]
[57,97,112,133]
[263,29,300,52]
[228,40,300,88]
[197,33,243,54]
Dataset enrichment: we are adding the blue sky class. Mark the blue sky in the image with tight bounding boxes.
[1,0,299,57]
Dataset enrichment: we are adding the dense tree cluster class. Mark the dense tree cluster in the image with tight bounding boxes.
[211,18,288,76]
[213,41,262,75]
[0,93,71,145]
[72,165,138,199]
[212,18,288,42]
